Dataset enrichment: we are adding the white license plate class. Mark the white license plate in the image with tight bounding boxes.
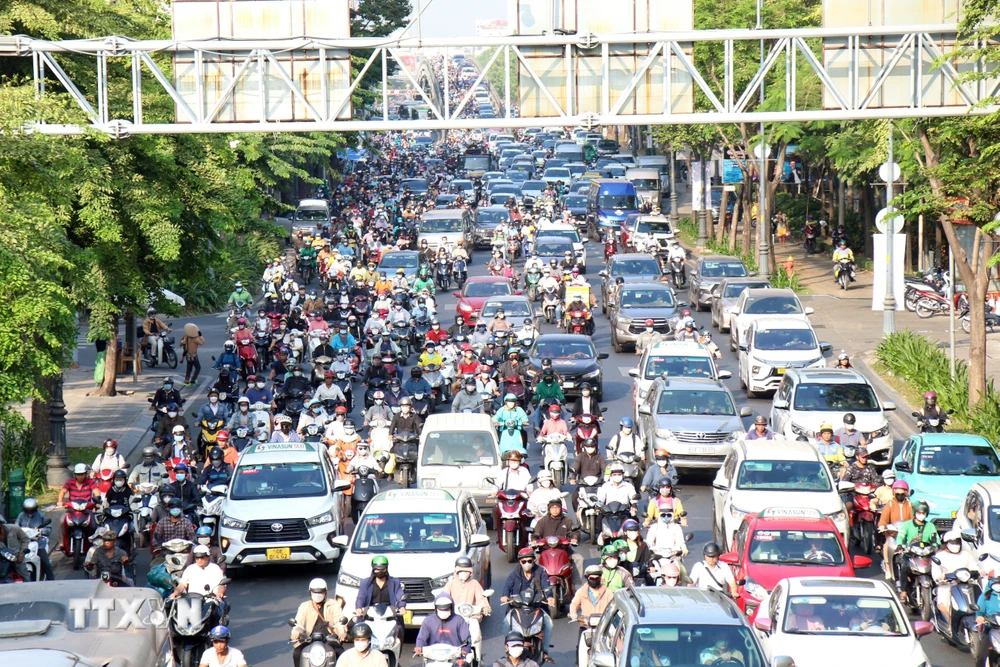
[563,382,575,389]
[690,447,716,455]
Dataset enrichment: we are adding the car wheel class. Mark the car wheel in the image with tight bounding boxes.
[719,319,730,334]
[739,369,746,390]
[729,332,737,351]
[711,508,722,545]
[612,332,623,353]
[711,308,718,328]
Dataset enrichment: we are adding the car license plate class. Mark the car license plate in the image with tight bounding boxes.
[776,368,785,375]
[691,446,716,455]
[952,510,957,519]
[563,382,575,389]
[266,548,290,561]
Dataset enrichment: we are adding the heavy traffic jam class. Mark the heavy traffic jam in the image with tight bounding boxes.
[6,116,999,667]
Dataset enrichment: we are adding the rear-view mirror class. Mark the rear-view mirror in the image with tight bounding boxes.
[628,368,640,378]
[739,407,753,418]
[773,399,789,410]
[638,405,652,416]
[754,617,772,633]
[913,620,934,637]
[718,370,732,379]
[820,342,833,352]
[804,307,815,315]
[598,353,609,360]
[883,401,896,411]
[330,535,349,548]
[469,534,491,548]
[719,552,739,565]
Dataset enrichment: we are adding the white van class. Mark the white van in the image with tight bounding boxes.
[626,168,662,210]
[417,413,501,517]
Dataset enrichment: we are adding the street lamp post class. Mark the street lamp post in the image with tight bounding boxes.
[696,155,708,246]
[669,150,678,222]
[883,131,897,334]
[46,373,70,487]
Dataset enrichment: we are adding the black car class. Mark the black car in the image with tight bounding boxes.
[561,194,588,221]
[474,206,511,248]
[527,334,609,400]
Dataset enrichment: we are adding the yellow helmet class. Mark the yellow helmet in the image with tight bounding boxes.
[312,239,324,248]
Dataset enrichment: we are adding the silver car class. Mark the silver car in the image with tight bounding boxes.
[711,277,771,333]
[610,282,682,352]
[636,377,752,470]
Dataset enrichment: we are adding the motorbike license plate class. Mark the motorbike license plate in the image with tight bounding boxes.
[563,382,575,389]
[266,547,291,561]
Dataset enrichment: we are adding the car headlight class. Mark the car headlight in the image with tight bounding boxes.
[308,511,334,526]
[337,571,361,587]
[726,431,742,442]
[654,429,676,440]
[421,478,438,488]
[639,389,650,400]
[743,577,768,601]
[808,357,826,368]
[751,365,762,376]
[827,510,847,524]
[431,574,452,589]
[460,303,473,311]
[790,422,815,439]
[221,515,247,530]
[583,370,601,379]
[618,316,632,326]
[870,424,890,439]
[730,505,748,520]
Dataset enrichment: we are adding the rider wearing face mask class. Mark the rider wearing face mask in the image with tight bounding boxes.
[388,397,423,436]
[931,530,978,624]
[501,548,555,663]
[878,480,913,579]
[896,500,940,595]
[291,578,348,665]
[569,383,602,420]
[495,632,540,667]
[596,462,637,508]
[599,545,634,593]
[443,557,491,653]
[355,556,405,637]
[605,417,640,460]
[155,401,188,444]
[162,463,202,514]
[451,378,483,413]
[338,624,387,667]
[92,438,128,474]
[635,319,663,356]
[414,595,471,658]
[495,451,533,494]
[152,498,196,550]
[834,413,867,448]
[568,565,613,627]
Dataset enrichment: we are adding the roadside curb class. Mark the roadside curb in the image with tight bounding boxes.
[855,354,920,438]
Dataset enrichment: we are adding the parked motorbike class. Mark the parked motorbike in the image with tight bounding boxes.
[914,290,950,319]
[960,304,1000,334]
[540,434,569,488]
[536,536,574,619]
[63,500,96,570]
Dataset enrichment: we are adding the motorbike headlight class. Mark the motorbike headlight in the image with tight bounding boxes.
[654,429,676,440]
[790,422,815,439]
[743,577,768,601]
[421,478,438,488]
[827,510,847,524]
[870,424,890,439]
[221,515,247,530]
[383,637,398,650]
[583,370,601,379]
[337,571,361,587]
[431,573,452,589]
[307,643,328,667]
[307,511,334,526]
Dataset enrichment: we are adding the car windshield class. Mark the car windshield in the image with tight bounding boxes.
[380,254,419,269]
[522,180,546,192]
[230,462,327,500]
[620,288,676,308]
[700,261,748,278]
[534,340,596,360]
[724,282,769,298]
[754,328,818,351]
[420,217,464,232]
[477,210,510,225]
[401,179,428,192]
[544,168,571,178]
[351,512,460,553]
[792,383,880,411]
[421,431,499,466]
[630,178,659,190]
[745,296,803,315]
[917,444,1000,475]
[611,258,661,277]
[464,282,512,298]
[453,181,474,193]
[749,529,845,564]
[626,625,764,667]
[645,355,714,380]
[656,390,736,415]
[782,595,907,636]
[736,460,833,491]
[598,193,638,209]
[535,241,574,256]
[636,219,673,234]
[296,208,328,221]
[482,301,532,318]
[564,196,586,208]
[539,229,581,244]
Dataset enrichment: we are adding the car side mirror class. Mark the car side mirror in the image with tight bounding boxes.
[962,528,978,543]
[804,306,815,315]
[820,342,833,352]
[333,478,352,492]
[894,461,912,473]
[852,555,873,569]
[469,534,491,548]
[453,292,461,297]
[592,653,615,667]
[738,345,748,352]
[638,405,652,416]
[773,399,789,410]
[598,353,609,360]
[739,407,753,418]
[331,535,349,548]
[748,271,758,277]
[719,552,739,565]
[689,270,697,277]
[598,271,608,278]
[838,481,856,493]
[754,616,772,633]
[772,657,795,667]
[882,401,896,411]
[730,307,740,315]
[718,370,732,379]
[628,368,640,378]
[913,621,934,637]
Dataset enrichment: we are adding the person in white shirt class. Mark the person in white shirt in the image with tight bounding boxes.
[199,625,247,667]
[688,543,738,597]
[932,530,979,623]
[297,400,329,433]
[91,439,128,474]
[527,470,565,517]
[646,510,689,561]
[605,418,642,460]
[493,451,533,493]
[596,462,637,506]
[175,545,227,599]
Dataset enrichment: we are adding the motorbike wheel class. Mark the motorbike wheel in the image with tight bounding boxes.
[915,298,939,319]
[919,585,933,622]
[860,521,874,556]
[904,292,919,312]
[165,347,178,369]
[839,272,850,291]
[962,318,972,334]
[142,352,157,369]
[504,531,516,563]
[551,467,564,489]
[589,514,598,545]
[968,622,983,658]
[72,545,83,571]
[179,647,195,667]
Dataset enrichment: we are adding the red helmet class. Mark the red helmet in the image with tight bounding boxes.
[644,319,654,326]
[217,430,230,443]
[103,439,118,449]
[335,405,348,415]
[324,370,335,378]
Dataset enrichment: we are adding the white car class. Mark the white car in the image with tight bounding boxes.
[537,222,587,271]
[628,340,730,418]
[712,439,849,551]
[770,368,897,467]
[737,318,831,398]
[728,288,815,352]
[952,480,1000,559]
[333,488,491,628]
[219,441,351,570]
[627,215,675,255]
[417,413,503,517]
[753,577,934,667]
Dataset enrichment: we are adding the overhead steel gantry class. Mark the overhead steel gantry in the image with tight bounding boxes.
[1,23,995,137]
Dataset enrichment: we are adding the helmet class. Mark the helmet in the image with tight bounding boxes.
[208,447,224,462]
[613,539,628,552]
[372,555,389,569]
[622,519,640,532]
[644,319,654,326]
[942,530,961,544]
[352,623,373,640]
[843,413,857,425]
[657,477,673,489]
[891,480,909,491]
[208,626,231,642]
[703,542,722,557]
[455,556,473,570]
[113,469,127,481]
[537,469,553,482]
[661,562,682,577]
[601,545,618,559]
[517,546,535,560]
[819,423,834,433]
[103,438,118,450]
[882,469,896,481]
[507,450,523,461]
[584,564,603,578]
[73,463,88,475]
[142,446,157,460]
[22,498,37,512]
[924,391,937,401]
[608,462,625,475]
[236,317,246,325]
[309,578,328,593]
[753,415,767,426]
[654,448,670,458]
[504,632,525,645]
[620,417,634,428]
[838,352,849,361]
[914,500,930,513]
[196,525,213,537]
[504,393,517,402]
[434,595,453,610]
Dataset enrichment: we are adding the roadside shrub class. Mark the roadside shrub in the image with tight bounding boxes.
[770,268,805,293]
[1,419,47,497]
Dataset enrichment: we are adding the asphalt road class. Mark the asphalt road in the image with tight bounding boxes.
[59,240,964,667]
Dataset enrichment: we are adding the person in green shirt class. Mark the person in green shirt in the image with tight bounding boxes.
[600,545,633,593]
[531,372,565,432]
[227,281,251,311]
[896,500,939,598]
[412,268,435,295]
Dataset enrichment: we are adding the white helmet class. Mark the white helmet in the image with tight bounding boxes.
[309,578,328,592]
[942,530,961,543]
[537,469,553,482]
[73,463,88,474]
[275,414,293,425]
[172,425,186,434]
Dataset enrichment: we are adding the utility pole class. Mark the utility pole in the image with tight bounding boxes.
[696,154,708,246]
[883,130,897,334]
[756,0,770,280]
[669,150,678,223]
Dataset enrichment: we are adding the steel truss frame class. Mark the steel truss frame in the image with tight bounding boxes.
[2,23,995,136]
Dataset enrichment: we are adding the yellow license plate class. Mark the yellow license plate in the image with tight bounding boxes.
[266,548,290,561]
[952,511,957,519]
[776,368,785,375]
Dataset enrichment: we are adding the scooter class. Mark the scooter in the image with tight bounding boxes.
[454,590,493,667]
[573,613,603,667]
[932,561,980,649]
[505,589,548,661]
[525,267,542,301]
[63,500,96,570]
[912,410,950,434]
[575,475,603,545]
[351,466,379,523]
[803,223,817,254]
[365,605,403,667]
[453,257,468,288]
[143,330,179,369]
[603,233,617,262]
[669,255,685,289]
[540,433,569,488]
[836,258,854,290]
[542,289,559,325]
[436,257,452,291]
[22,523,49,582]
[598,500,634,546]
[491,482,532,563]
[567,310,587,335]
[974,613,1000,667]
[197,417,227,460]
[536,536,574,619]
[392,431,420,488]
[0,548,23,583]
[571,413,602,456]
[423,363,448,404]
[850,483,877,555]
[250,401,273,442]
[288,618,345,667]
[102,503,134,557]
[199,485,228,538]
[167,592,225,667]
[616,451,641,490]
[131,482,159,549]
[146,538,193,598]
[897,540,936,621]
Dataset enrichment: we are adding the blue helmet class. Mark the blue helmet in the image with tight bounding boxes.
[620,417,634,428]
[208,625,231,642]
[196,526,213,536]
[487,336,496,344]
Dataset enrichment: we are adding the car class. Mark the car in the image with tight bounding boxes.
[565,162,588,178]
[480,295,537,326]
[688,256,751,311]
[220,440,351,570]
[729,288,815,352]
[628,340,731,416]
[891,433,1000,533]
[607,163,627,179]
[711,278,772,333]
[599,253,664,315]
[418,209,475,253]
[636,377,753,471]
[542,166,572,185]
[952,480,1000,556]
[770,368,897,467]
[587,587,774,667]
[609,282,682,352]
[626,215,675,256]
[596,138,620,155]
[332,488,492,628]
[613,153,637,167]
[519,179,547,201]
[533,236,577,267]
[561,194,588,222]
[527,334,608,400]
[417,413,502,517]
[737,318,832,398]
[378,250,422,282]
[399,178,429,196]
[454,276,515,322]
[721,507,872,617]
[506,169,530,184]
[752,577,934,667]
[485,178,514,196]
[473,206,511,249]
[288,198,332,234]
[537,222,588,271]
[712,438,851,553]
[451,179,476,198]
[435,193,460,208]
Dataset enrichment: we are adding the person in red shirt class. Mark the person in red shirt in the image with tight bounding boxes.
[453,347,482,396]
[425,320,449,345]
[57,463,99,506]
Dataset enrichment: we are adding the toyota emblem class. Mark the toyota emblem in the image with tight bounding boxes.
[696,433,708,440]
[270,523,284,533]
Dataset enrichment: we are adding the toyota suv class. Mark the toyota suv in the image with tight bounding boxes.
[636,377,752,471]
[220,441,351,570]
[770,368,896,467]
[628,340,731,417]
[610,282,682,352]
[688,256,751,312]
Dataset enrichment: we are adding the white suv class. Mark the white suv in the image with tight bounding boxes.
[728,288,814,351]
[737,318,831,398]
[629,340,731,418]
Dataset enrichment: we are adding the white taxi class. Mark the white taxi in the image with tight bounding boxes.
[753,577,934,667]
[333,488,491,628]
[219,441,351,570]
[629,340,730,418]
[712,439,849,551]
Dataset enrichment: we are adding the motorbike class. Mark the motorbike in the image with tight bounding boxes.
[914,290,950,318]
[836,258,854,290]
[616,451,641,490]
[604,233,618,262]
[453,257,468,288]
[423,363,448,404]
[436,257,452,291]
[365,604,403,667]
[975,613,1000,667]
[250,401,273,442]
[197,417,227,460]
[96,468,115,497]
[897,540,936,621]
[199,484,228,538]
[912,410,950,434]
[536,536,574,619]
[570,413,603,456]
[498,420,527,458]
[147,538,193,598]
[352,466,379,523]
[491,483,532,563]
[850,483,877,555]
[392,431,419,488]
[575,475,603,545]
[288,618,345,667]
[567,309,587,335]
[960,304,1000,334]
[803,223,817,254]
[254,331,272,368]
[932,560,980,649]
[167,592,225,667]
[525,268,542,301]
[454,590,493,667]
[599,500,634,546]
[541,289,560,325]
[284,387,307,422]
[102,503,134,558]
[418,643,463,667]
[63,500,96,570]
[669,255,685,289]
[574,613,604,667]
[505,589,548,661]
[143,329,179,369]
[540,433,569,488]
[21,522,49,582]
[130,482,159,548]
[365,377,388,409]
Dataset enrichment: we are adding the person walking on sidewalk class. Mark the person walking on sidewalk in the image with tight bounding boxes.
[181,324,205,386]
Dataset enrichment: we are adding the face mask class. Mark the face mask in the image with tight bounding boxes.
[176,473,187,482]
[436,610,451,620]
[236,288,243,293]
[540,479,552,488]
[114,480,125,488]
[584,446,596,454]
[174,434,184,441]
[105,447,116,456]
[947,542,961,554]
[520,561,533,572]
[256,382,265,389]
[845,424,855,431]
[458,571,471,582]
[354,641,370,654]
[209,397,218,404]
[509,461,520,470]
[611,474,623,483]
[374,571,387,580]
[655,458,667,467]
[507,646,524,658]
[992,584,1000,594]
[168,411,178,418]
[294,371,303,377]
[645,327,653,333]
[401,407,410,414]
[895,493,906,501]
[915,513,927,522]
[280,324,287,330]
[605,558,619,569]
[311,592,326,603]
[582,390,590,396]
[170,508,182,518]
[626,530,639,540]
[198,536,211,546]
[375,399,384,405]
[587,577,602,589]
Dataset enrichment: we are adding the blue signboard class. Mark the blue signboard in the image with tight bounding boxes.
[722,160,743,184]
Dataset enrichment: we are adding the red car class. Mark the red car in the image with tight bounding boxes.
[719,507,872,619]
[454,276,517,322]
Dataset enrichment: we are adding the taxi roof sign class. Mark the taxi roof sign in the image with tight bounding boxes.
[376,489,455,502]
[248,442,314,454]
[759,507,824,520]
[649,340,708,353]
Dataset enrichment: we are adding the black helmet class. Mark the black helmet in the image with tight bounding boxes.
[113,469,127,480]
[843,413,857,425]
[703,542,721,557]
[455,556,473,569]
[410,367,423,377]
[352,623,373,640]
[505,632,524,645]
[209,447,224,462]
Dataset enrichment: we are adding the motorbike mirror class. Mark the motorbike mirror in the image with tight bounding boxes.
[979,553,991,562]
[911,411,920,418]
[147,397,154,403]
[287,618,297,627]
[211,356,216,361]
[483,588,495,597]
[930,556,942,565]
[852,555,873,569]
[600,407,608,413]
[685,533,694,542]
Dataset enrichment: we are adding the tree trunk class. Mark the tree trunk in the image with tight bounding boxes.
[94,315,119,397]
[31,382,52,455]
[862,184,875,260]
[717,190,730,244]
[741,178,754,255]
[728,190,742,251]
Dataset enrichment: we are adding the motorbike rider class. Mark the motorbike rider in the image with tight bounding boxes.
[931,530,979,624]
[225,396,254,433]
[451,377,484,413]
[569,383,601,420]
[163,462,202,516]
[173,544,228,623]
[488,308,513,335]
[895,500,940,599]
[831,237,855,282]
[314,370,348,405]
[402,367,433,398]
[531,372,564,432]
[493,393,529,436]
[469,322,490,349]
[425,319,449,345]
[673,317,698,342]
[600,544,634,593]
[918,391,949,429]
[501,547,555,663]
[840,445,881,510]
[635,320,663,355]
[442,557,491,655]
[418,341,444,368]
[103,469,132,509]
[667,242,687,283]
[448,315,471,338]
[878,480,914,580]
[644,478,686,527]
[815,424,846,472]
[162,423,193,463]
[291,578,348,666]
[515,318,538,344]
[494,632,539,667]
[213,341,242,373]
[154,401,188,445]
[227,280,252,313]
[355,555,406,634]
[91,438,128,475]
[532,497,581,547]
[197,388,232,425]
[621,519,653,582]
[58,462,100,507]
[414,595,471,659]
[337,623,387,667]
[874,469,895,512]
[362,391,392,426]
[605,417,641,461]
[639,447,680,493]
[494,451,533,493]
[200,447,234,487]
[745,415,774,440]
[833,413,867,448]
[568,564,613,627]
[151,377,183,413]
[298,399,329,433]
[569,439,605,491]
[596,462,637,518]
[689,542,738,597]
[388,397,423,436]
[537,405,569,444]
[14,498,54,580]
[143,308,172,364]
[271,414,303,443]
[84,530,132,585]
[646,508,689,574]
